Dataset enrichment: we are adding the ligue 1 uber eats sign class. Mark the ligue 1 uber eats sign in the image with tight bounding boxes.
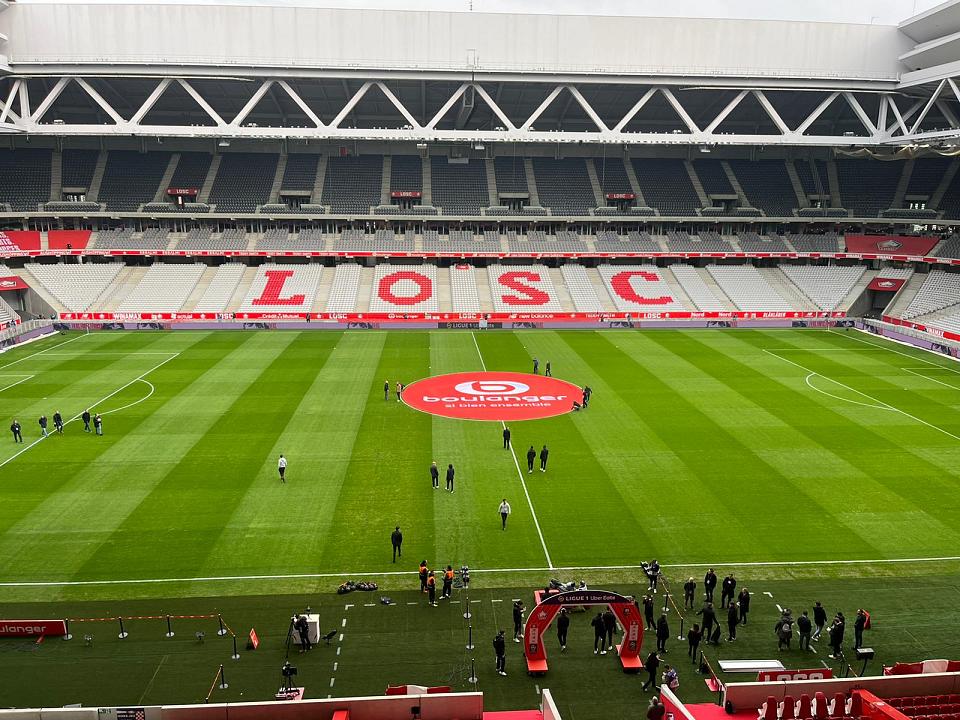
[402,372,581,421]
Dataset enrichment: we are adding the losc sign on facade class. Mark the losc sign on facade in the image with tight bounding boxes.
[402,372,582,421]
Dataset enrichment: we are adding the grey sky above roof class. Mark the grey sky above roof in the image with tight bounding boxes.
[16,0,947,25]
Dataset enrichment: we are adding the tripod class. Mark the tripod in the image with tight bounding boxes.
[284,617,297,660]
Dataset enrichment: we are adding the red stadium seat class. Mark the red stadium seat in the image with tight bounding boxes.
[798,694,812,719]
[814,692,828,720]
[832,693,848,717]
[761,697,778,720]
[782,695,797,720]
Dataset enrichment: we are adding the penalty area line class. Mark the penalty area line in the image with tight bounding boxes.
[6,555,960,588]
[470,331,554,570]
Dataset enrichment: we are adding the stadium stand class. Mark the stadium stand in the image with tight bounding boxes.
[169,152,212,192]
[177,228,247,252]
[835,160,903,217]
[390,155,422,193]
[487,265,562,311]
[98,151,171,211]
[368,264,439,312]
[257,228,325,253]
[594,230,662,253]
[422,230,501,254]
[901,271,960,318]
[325,263,363,312]
[560,264,605,311]
[280,154,318,193]
[336,229,415,253]
[449,265,482,312]
[61,149,99,192]
[94,227,169,251]
[44,201,102,212]
[933,235,960,259]
[779,265,866,310]
[664,231,735,253]
[905,158,951,201]
[737,232,791,253]
[631,159,700,216]
[117,263,205,312]
[237,264,322,313]
[693,159,734,195]
[208,153,278,213]
[532,158,596,215]
[787,233,841,253]
[728,160,797,216]
[430,157,489,214]
[593,157,633,195]
[598,264,686,312]
[939,167,960,220]
[793,159,831,200]
[706,264,793,311]
[191,263,246,313]
[0,149,52,211]
[494,156,529,194]
[667,265,727,311]
[25,262,123,311]
[323,155,382,214]
[507,231,587,253]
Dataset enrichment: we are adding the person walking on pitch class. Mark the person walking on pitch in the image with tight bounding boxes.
[419,561,429,593]
[430,461,439,489]
[426,571,437,606]
[512,600,525,642]
[603,609,617,651]
[503,426,511,449]
[391,526,403,562]
[82,409,91,432]
[557,608,570,651]
[493,630,507,676]
[539,444,549,472]
[446,463,455,493]
[498,498,511,529]
[384,380,390,400]
[545,361,552,377]
[532,357,539,374]
[526,445,536,473]
[38,415,48,438]
[10,419,22,443]
[53,411,64,435]
[278,454,287,483]
[591,612,606,655]
[94,413,103,436]
[396,381,403,402]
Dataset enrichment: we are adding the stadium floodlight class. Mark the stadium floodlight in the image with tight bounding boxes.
[416,142,428,149]
[699,145,712,153]
[218,139,231,147]
[474,144,485,150]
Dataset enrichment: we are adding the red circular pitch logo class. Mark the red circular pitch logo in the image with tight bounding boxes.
[402,371,582,421]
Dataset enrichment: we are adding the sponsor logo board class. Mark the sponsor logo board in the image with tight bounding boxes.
[402,371,582,421]
[0,619,68,637]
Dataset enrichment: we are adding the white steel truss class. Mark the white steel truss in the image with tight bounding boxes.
[1,74,959,146]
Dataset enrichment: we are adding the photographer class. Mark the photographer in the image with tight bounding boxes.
[294,614,311,652]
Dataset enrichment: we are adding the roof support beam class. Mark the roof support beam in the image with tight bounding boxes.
[29,77,69,124]
[277,80,324,128]
[795,92,838,135]
[522,85,563,131]
[704,90,747,133]
[753,90,789,134]
[75,77,124,124]
[229,79,274,128]
[330,81,372,128]
[426,83,467,129]
[661,89,700,133]
[129,78,171,126]
[566,85,608,132]
[375,81,421,129]
[177,78,226,127]
[0,79,22,125]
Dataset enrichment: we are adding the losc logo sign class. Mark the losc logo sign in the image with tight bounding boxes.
[403,371,582,421]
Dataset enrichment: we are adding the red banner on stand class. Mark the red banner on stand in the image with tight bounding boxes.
[844,235,939,255]
[0,275,29,290]
[0,619,67,637]
[48,230,92,250]
[0,231,41,252]
[867,277,905,292]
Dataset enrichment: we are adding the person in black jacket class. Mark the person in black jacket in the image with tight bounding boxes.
[430,461,439,489]
[643,595,656,630]
[703,568,718,603]
[797,610,812,651]
[557,608,570,651]
[697,603,716,643]
[726,602,739,641]
[602,609,617,651]
[721,574,737,608]
[81,409,91,433]
[539,445,549,472]
[591,612,606,655]
[391,526,403,562]
[828,614,845,658]
[656,615,670,653]
[738,588,751,624]
[512,600,525,642]
[683,577,696,609]
[384,380,390,400]
[503,426,511,449]
[446,463,455,493]
[52,410,64,434]
[10,419,22,443]
[646,559,661,593]
[526,446,536,473]
[38,415,48,438]
[641,650,661,691]
[493,630,507,676]
[687,623,702,662]
[812,601,827,641]
[854,609,867,649]
[545,361,552,377]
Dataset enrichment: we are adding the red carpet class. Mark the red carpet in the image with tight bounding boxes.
[686,702,755,720]
[483,711,544,720]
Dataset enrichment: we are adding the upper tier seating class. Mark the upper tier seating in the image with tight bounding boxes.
[0,149,52,211]
[449,265,482,313]
[667,265,726,311]
[560,264,604,312]
[169,152,212,191]
[598,264,686,312]
[368,264,439,312]
[940,167,960,220]
[902,271,960,319]
[177,228,247,252]
[61,149,99,190]
[693,159,734,195]
[280,154,318,192]
[431,157,488,215]
[737,232,791,253]
[595,231,662,253]
[532,158,596,215]
[99,151,170,211]
[506,231,587,253]
[494,157,528,194]
[237,264,322,313]
[208,153,278,213]
[632,159,700,216]
[664,231,735,253]
[118,263,205,313]
[257,228,325,253]
[707,265,793,311]
[326,263,362,312]
[323,155,382,214]
[390,155,422,193]
[94,228,169,251]
[780,265,866,310]
[192,263,246,313]
[793,159,831,201]
[836,160,903,217]
[787,233,841,253]
[906,158,952,200]
[593,157,633,196]
[933,235,960,259]
[26,262,123,311]
[336,229,415,253]
[728,160,797,217]
[421,230,501,254]
[487,265,562,312]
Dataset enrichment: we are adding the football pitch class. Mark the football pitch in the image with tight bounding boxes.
[2,327,960,714]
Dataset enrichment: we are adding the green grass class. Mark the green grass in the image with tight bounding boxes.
[2,327,960,716]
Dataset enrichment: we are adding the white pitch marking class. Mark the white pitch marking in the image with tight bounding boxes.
[39,352,180,356]
[406,601,418,605]
[535,684,541,695]
[776,604,783,612]
[336,647,341,656]
[333,662,338,671]
[763,592,773,598]
[0,374,33,393]
[902,367,960,391]
[471,600,482,604]
[338,633,343,642]
[0,352,180,470]
[364,603,375,607]
[0,333,87,371]
[471,331,554,569]
[765,349,960,442]
[329,678,335,688]
[344,604,354,610]
[832,328,960,372]
[491,599,503,603]
[99,379,155,417]
[341,618,347,628]
[821,660,830,669]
